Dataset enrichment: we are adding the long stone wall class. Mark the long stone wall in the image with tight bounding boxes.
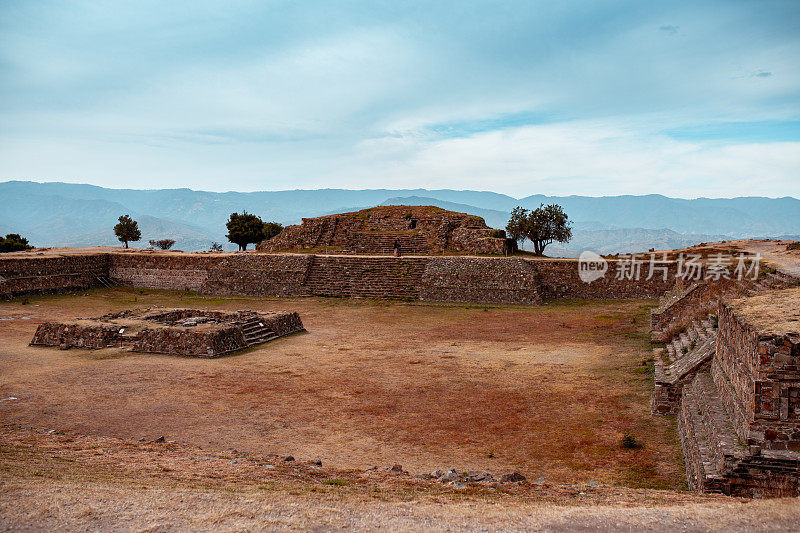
[2,252,677,303]
[0,254,109,297]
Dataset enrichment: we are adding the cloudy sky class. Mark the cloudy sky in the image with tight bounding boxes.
[0,0,798,197]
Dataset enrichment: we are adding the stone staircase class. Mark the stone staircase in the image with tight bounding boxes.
[313,218,339,246]
[345,232,431,255]
[302,256,428,299]
[652,317,717,414]
[236,313,278,347]
[678,370,744,493]
[651,272,798,343]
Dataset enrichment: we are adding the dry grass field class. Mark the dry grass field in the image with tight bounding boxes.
[2,288,799,530]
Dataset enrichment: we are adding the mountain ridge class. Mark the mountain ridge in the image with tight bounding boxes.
[2,181,798,255]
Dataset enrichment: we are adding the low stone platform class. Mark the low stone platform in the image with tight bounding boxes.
[30,308,305,357]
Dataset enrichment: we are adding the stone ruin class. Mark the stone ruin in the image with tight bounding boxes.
[651,273,800,497]
[256,205,511,255]
[30,308,305,357]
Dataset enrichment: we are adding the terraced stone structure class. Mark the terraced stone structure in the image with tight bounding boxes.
[256,205,511,255]
[30,308,305,357]
[652,281,800,497]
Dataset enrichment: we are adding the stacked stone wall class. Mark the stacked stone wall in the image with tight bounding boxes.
[651,282,714,342]
[132,325,247,357]
[199,255,312,296]
[0,255,109,298]
[2,252,679,303]
[108,254,213,291]
[713,302,800,452]
[534,260,677,300]
[420,257,541,304]
[30,322,121,349]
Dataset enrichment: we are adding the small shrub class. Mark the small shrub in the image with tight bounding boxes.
[711,315,719,328]
[210,242,223,252]
[621,433,642,449]
[787,242,800,251]
[323,479,349,486]
[490,229,506,238]
[149,239,176,250]
[681,346,688,355]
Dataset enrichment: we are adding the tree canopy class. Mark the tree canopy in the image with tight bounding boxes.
[0,233,33,253]
[506,204,572,256]
[113,215,141,248]
[149,239,175,250]
[226,212,282,251]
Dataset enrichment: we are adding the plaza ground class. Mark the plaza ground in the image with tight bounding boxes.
[2,288,798,530]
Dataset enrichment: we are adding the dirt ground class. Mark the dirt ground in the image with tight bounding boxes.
[3,424,799,532]
[2,288,798,530]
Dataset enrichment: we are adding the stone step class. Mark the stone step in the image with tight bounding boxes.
[679,370,749,493]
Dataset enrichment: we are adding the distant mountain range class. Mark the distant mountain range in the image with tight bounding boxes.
[1,181,799,256]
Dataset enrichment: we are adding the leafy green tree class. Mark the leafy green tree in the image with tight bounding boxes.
[506,204,572,256]
[226,211,266,251]
[113,214,141,248]
[0,233,33,253]
[263,222,284,241]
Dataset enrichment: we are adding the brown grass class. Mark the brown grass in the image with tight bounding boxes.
[0,288,681,489]
[731,286,800,334]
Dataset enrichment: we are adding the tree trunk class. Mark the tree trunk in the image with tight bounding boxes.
[124,241,128,249]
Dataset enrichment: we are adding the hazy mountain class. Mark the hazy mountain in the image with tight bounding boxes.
[2,180,799,254]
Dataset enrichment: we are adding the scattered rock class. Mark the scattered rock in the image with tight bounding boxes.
[282,455,295,462]
[440,469,460,483]
[500,471,526,483]
[389,464,403,473]
[430,469,443,479]
[534,476,546,486]
[588,481,598,488]
[313,459,322,466]
[450,481,466,489]
[464,472,495,483]
[153,436,165,443]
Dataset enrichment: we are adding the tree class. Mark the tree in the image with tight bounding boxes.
[210,242,224,252]
[114,215,141,248]
[505,204,572,256]
[262,222,284,241]
[505,206,528,247]
[225,211,266,251]
[149,239,175,250]
[0,233,33,253]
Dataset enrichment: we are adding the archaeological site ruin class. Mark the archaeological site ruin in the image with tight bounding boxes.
[30,308,305,357]
[2,221,800,498]
[256,205,511,255]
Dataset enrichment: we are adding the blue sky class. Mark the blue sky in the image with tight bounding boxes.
[0,0,798,197]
